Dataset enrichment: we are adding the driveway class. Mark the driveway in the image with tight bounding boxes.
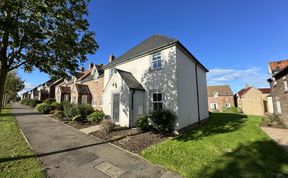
[12,103,181,178]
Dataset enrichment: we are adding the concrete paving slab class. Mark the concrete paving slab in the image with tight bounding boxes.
[261,127,288,150]
[11,103,182,178]
[95,162,125,178]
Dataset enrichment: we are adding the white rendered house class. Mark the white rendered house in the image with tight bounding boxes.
[102,34,209,130]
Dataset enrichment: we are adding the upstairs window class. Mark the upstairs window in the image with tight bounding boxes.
[151,52,162,70]
[152,92,163,110]
[92,96,97,106]
[109,68,115,78]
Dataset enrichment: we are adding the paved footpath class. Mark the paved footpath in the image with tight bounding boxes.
[12,103,181,178]
[261,127,288,150]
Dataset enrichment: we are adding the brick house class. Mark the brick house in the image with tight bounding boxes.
[268,59,288,125]
[55,63,104,110]
[207,85,234,111]
[235,86,272,116]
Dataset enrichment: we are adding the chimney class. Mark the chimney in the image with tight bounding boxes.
[109,54,115,63]
[89,62,94,69]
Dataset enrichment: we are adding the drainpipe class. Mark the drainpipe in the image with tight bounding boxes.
[195,64,201,125]
[130,89,136,127]
[131,89,135,110]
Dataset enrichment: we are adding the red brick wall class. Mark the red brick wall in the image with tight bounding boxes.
[208,95,235,111]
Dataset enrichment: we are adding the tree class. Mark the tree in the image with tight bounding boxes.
[0,0,98,112]
[3,71,25,106]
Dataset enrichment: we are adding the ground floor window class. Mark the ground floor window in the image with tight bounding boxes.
[210,103,219,110]
[64,94,69,102]
[225,103,231,108]
[276,101,282,114]
[152,92,163,110]
[92,96,97,106]
[81,95,88,104]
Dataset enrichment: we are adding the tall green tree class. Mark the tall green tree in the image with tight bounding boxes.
[0,0,98,112]
[3,71,25,106]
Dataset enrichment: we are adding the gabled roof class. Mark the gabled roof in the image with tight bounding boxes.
[60,86,71,94]
[75,84,90,94]
[78,64,104,81]
[258,88,271,94]
[103,34,208,72]
[269,59,288,73]
[207,85,233,97]
[116,69,145,91]
[237,87,252,97]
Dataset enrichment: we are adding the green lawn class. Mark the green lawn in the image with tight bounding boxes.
[142,113,288,178]
[0,106,45,178]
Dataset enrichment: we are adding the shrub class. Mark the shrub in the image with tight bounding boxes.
[63,102,78,118]
[44,98,56,104]
[100,120,115,133]
[72,115,82,122]
[150,109,176,133]
[29,99,39,108]
[36,103,52,114]
[136,115,151,131]
[77,104,94,119]
[52,110,65,120]
[21,98,30,105]
[222,106,239,113]
[261,114,287,129]
[87,111,105,123]
[51,102,63,111]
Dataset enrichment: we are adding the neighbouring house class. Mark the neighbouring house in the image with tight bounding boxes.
[207,85,234,111]
[102,34,209,129]
[37,79,64,101]
[55,63,104,109]
[21,91,30,99]
[235,86,272,116]
[268,59,288,125]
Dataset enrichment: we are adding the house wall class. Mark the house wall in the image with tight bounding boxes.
[271,74,288,125]
[176,47,208,129]
[103,46,178,117]
[208,95,234,111]
[239,88,264,116]
[82,77,104,110]
[70,84,79,104]
[103,73,130,127]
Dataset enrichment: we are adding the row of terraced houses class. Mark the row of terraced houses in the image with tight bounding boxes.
[22,35,209,130]
[22,35,288,128]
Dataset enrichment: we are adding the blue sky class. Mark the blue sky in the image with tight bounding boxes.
[18,0,288,94]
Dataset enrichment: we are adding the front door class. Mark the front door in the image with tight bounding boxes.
[112,93,120,122]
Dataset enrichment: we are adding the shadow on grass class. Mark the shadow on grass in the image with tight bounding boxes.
[175,113,248,141]
[196,140,288,178]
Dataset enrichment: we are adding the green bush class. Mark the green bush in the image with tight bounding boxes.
[150,109,176,133]
[222,106,239,113]
[52,110,65,119]
[136,116,151,131]
[21,98,29,105]
[62,102,78,118]
[100,120,115,133]
[44,98,56,104]
[77,104,94,119]
[51,102,63,111]
[21,99,41,108]
[36,103,52,114]
[261,114,287,129]
[72,115,82,122]
[87,111,105,123]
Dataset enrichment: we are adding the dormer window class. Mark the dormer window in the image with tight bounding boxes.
[213,92,219,98]
[109,68,115,78]
[151,52,162,70]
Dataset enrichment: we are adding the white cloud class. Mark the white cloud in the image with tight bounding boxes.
[18,82,36,95]
[207,67,270,92]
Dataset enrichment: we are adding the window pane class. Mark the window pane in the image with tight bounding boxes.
[153,62,158,69]
[157,93,162,101]
[153,93,157,101]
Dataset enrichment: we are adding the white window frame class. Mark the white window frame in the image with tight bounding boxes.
[152,92,163,111]
[92,96,97,106]
[109,68,115,78]
[210,103,219,110]
[81,95,88,104]
[64,94,69,102]
[276,101,282,114]
[226,103,231,108]
[151,52,162,70]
